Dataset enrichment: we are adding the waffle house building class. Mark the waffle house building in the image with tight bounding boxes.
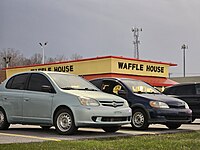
[4,56,177,89]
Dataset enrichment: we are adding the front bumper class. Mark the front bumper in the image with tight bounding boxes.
[72,106,132,127]
[148,108,192,124]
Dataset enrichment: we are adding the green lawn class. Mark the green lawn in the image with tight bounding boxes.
[1,131,200,150]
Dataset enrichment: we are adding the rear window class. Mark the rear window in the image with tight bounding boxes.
[6,73,29,90]
[168,85,195,95]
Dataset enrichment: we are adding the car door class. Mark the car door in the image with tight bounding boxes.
[23,73,55,124]
[174,85,197,112]
[194,84,200,116]
[2,73,29,123]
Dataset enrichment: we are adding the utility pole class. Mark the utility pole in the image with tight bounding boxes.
[3,50,11,68]
[3,56,11,68]
[132,27,142,59]
[181,44,188,77]
[39,42,48,64]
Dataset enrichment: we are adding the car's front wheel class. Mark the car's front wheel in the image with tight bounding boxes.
[192,117,196,122]
[102,126,121,133]
[166,123,181,129]
[131,108,149,130]
[54,108,78,135]
[0,108,10,130]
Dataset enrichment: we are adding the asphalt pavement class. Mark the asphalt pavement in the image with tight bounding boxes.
[0,119,200,144]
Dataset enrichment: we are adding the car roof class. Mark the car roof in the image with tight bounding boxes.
[90,77,140,82]
[9,71,72,77]
[166,82,200,88]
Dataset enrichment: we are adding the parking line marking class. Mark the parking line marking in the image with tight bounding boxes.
[0,133,61,142]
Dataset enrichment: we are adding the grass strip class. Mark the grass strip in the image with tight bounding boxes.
[1,131,200,150]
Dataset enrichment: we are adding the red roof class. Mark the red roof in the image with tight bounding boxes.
[4,55,177,70]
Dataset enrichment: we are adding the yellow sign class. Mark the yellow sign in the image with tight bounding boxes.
[6,58,111,78]
[111,58,169,77]
[5,56,172,78]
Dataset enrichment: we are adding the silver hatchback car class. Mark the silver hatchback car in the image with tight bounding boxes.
[0,71,131,134]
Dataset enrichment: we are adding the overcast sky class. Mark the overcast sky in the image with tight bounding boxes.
[1,0,200,77]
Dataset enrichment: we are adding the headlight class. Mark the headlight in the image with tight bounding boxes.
[185,102,189,109]
[149,101,169,109]
[79,97,100,106]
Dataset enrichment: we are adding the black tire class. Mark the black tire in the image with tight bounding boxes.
[0,108,10,130]
[131,108,149,130]
[166,123,181,129]
[54,108,77,135]
[192,117,196,122]
[40,126,52,130]
[102,126,121,133]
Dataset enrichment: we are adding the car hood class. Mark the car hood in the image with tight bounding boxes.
[62,90,125,102]
[135,93,186,105]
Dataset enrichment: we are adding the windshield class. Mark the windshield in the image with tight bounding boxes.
[48,73,99,91]
[122,79,160,94]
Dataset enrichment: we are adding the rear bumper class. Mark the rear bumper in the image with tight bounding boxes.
[148,108,192,124]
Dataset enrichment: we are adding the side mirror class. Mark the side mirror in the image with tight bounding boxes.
[118,90,127,96]
[41,85,52,93]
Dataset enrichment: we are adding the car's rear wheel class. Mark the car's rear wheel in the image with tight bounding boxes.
[0,108,10,130]
[102,126,121,133]
[166,123,181,129]
[54,108,77,135]
[131,108,149,130]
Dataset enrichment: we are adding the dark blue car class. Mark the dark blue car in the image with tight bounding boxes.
[90,78,192,130]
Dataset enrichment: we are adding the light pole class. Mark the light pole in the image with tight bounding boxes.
[181,44,188,77]
[39,42,48,64]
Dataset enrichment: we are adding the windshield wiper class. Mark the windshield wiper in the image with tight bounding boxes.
[61,87,98,91]
[61,87,76,90]
[146,92,160,94]
[78,88,98,91]
[134,91,146,94]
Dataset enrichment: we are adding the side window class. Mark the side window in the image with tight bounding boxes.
[27,73,53,92]
[113,85,122,95]
[195,84,200,95]
[175,85,195,95]
[101,81,113,94]
[101,80,124,95]
[6,73,28,90]
[90,80,102,89]
[5,78,14,89]
[164,87,176,95]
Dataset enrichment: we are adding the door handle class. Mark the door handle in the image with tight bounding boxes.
[24,98,30,101]
[3,97,7,100]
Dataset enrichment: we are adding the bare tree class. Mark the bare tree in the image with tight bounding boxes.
[47,55,68,63]
[0,48,84,69]
[30,53,42,64]
[0,48,27,68]
[70,53,83,60]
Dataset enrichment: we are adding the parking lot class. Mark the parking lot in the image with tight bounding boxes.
[0,119,200,144]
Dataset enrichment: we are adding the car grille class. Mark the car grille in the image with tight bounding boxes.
[169,105,185,109]
[168,102,186,109]
[92,116,131,122]
[99,100,124,108]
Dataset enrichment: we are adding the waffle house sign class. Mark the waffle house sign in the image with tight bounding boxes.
[5,56,176,79]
